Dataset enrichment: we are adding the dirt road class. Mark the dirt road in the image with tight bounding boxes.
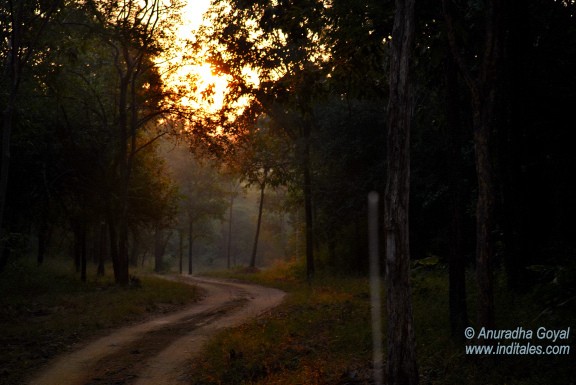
[28,276,286,385]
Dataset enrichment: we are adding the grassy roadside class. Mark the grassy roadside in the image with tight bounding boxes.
[191,262,374,385]
[188,260,575,385]
[0,259,202,385]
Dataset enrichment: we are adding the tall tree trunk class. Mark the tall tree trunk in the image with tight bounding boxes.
[73,219,88,282]
[445,53,469,338]
[502,7,529,291]
[0,0,23,271]
[117,218,130,285]
[473,109,496,329]
[384,0,418,384]
[114,71,131,286]
[250,178,266,268]
[0,57,18,272]
[108,216,124,284]
[443,0,505,328]
[0,104,14,271]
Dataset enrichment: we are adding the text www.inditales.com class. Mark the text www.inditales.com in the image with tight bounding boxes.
[464,326,571,355]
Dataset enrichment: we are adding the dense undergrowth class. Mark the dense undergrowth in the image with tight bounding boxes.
[0,259,201,385]
[193,259,575,385]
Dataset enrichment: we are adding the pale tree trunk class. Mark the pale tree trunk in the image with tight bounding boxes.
[384,0,418,384]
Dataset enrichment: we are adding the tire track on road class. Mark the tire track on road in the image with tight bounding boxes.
[29,276,285,385]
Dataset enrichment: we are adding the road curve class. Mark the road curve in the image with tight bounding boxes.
[28,276,286,385]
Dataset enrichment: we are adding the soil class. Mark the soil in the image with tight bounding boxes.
[27,276,286,385]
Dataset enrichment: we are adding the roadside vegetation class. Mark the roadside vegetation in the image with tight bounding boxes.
[1,257,574,385]
[190,259,575,385]
[0,259,202,385]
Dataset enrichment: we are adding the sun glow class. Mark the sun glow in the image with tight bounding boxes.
[180,62,229,112]
[155,0,230,114]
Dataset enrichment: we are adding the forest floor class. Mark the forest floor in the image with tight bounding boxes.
[3,259,575,385]
[189,261,576,385]
[25,276,285,385]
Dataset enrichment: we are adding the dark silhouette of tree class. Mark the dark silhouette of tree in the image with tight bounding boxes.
[442,0,508,328]
[0,0,62,271]
[84,0,183,284]
[0,1,185,281]
[384,0,419,384]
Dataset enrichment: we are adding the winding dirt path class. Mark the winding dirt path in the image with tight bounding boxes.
[28,276,286,385]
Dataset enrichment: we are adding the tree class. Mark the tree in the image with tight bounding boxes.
[0,0,62,270]
[0,1,184,280]
[192,0,329,280]
[384,0,419,384]
[84,0,183,284]
[224,178,242,269]
[444,51,469,338]
[501,0,576,291]
[3,3,119,280]
[231,121,292,269]
[127,136,179,271]
[309,98,385,273]
[442,0,507,328]
[164,144,227,274]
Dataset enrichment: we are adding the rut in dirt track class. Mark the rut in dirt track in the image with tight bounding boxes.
[28,276,286,385]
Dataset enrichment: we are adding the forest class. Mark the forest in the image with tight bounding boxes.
[1,0,576,384]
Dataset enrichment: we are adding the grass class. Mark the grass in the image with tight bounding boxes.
[2,257,574,385]
[0,258,202,385]
[192,262,374,385]
[190,260,575,385]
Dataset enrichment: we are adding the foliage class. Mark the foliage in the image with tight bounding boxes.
[0,0,189,281]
